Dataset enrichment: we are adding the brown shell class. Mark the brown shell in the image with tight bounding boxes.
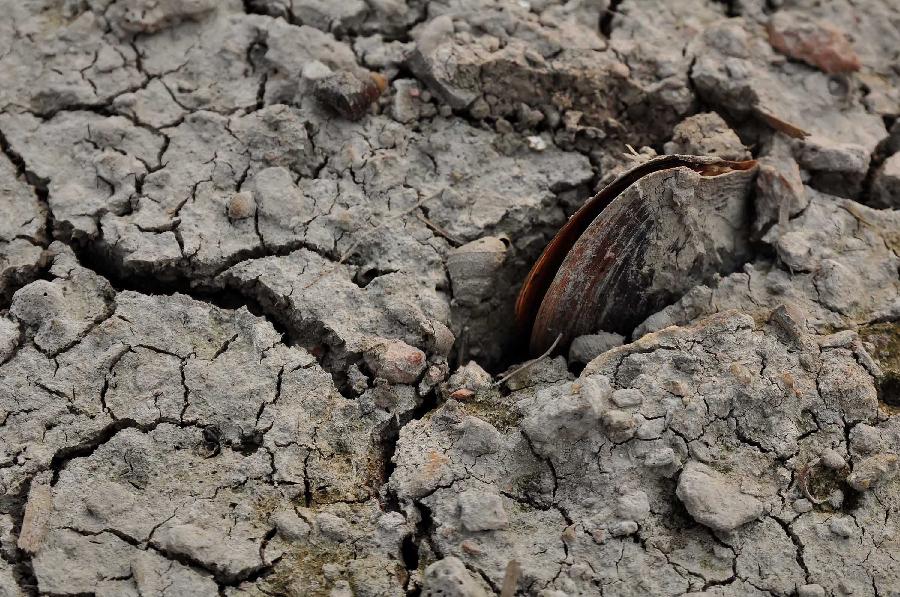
[516,155,758,356]
[313,71,385,121]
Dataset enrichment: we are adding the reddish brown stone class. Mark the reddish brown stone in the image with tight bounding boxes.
[767,12,861,75]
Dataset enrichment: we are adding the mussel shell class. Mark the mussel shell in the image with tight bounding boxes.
[517,155,757,355]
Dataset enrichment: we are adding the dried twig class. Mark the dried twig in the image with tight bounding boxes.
[416,210,463,246]
[500,559,522,597]
[493,333,563,388]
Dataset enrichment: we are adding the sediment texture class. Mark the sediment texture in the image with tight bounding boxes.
[0,1,898,595]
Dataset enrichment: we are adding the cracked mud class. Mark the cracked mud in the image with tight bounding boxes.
[1,1,899,596]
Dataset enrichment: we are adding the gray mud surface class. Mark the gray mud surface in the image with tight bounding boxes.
[0,1,899,595]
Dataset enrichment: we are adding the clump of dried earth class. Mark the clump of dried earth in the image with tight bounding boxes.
[0,1,898,596]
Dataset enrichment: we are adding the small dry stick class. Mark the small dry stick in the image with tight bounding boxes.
[416,210,463,246]
[500,559,522,597]
[493,333,563,388]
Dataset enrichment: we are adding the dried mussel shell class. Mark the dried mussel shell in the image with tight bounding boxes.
[516,155,758,356]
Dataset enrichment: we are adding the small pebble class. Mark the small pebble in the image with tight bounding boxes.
[829,516,854,538]
[611,388,643,407]
[271,510,311,541]
[676,462,763,532]
[527,135,547,151]
[460,539,482,555]
[729,362,753,384]
[363,339,427,384]
[820,448,846,470]
[798,584,826,597]
[450,388,475,400]
[443,361,493,400]
[769,302,807,340]
[301,60,333,81]
[767,11,861,74]
[609,520,639,537]
[495,117,513,134]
